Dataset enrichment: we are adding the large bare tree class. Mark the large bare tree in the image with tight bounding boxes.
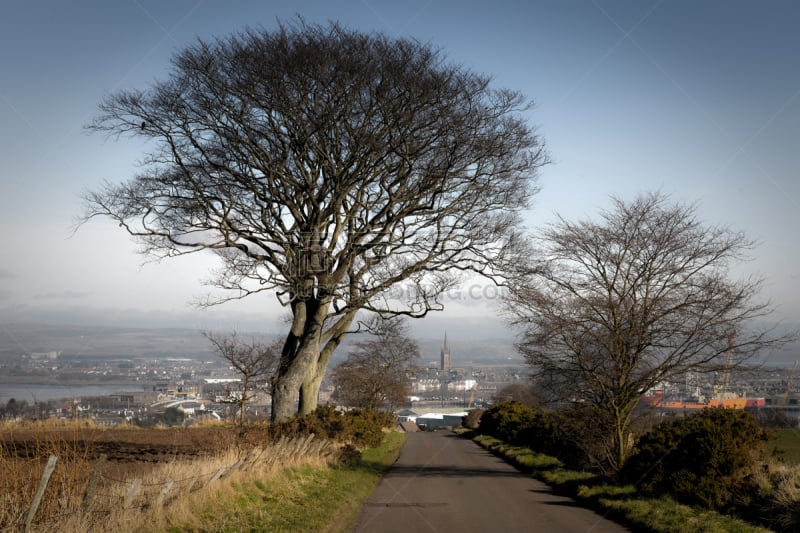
[81,21,546,421]
[503,192,788,471]
[332,318,420,411]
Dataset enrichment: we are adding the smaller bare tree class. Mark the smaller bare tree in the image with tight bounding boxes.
[204,332,280,425]
[332,318,420,411]
[503,192,792,472]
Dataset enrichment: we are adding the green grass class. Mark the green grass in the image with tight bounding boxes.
[766,428,800,464]
[160,431,406,533]
[601,497,772,533]
[599,498,769,533]
[471,433,772,533]
[361,431,406,467]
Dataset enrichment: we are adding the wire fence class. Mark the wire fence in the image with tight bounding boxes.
[2,434,337,532]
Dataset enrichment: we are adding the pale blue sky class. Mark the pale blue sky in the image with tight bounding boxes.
[1,1,799,340]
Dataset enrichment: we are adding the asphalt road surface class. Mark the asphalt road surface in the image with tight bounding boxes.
[351,431,629,533]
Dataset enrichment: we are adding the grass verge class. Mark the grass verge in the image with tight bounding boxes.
[471,434,772,533]
[766,428,800,464]
[152,430,406,533]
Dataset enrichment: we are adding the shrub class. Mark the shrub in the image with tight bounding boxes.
[300,405,347,439]
[622,408,768,509]
[479,401,630,474]
[344,409,395,448]
[546,405,615,473]
[479,401,540,445]
[462,409,485,430]
[271,406,395,449]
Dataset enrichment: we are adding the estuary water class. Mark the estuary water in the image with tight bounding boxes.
[0,383,147,402]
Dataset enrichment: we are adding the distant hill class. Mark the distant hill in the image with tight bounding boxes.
[2,319,794,367]
[0,320,521,365]
[0,323,220,360]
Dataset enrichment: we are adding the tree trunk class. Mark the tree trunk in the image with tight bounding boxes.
[270,298,329,422]
[298,318,353,416]
[611,403,636,472]
[271,337,323,421]
[240,374,251,426]
[271,355,312,422]
[298,374,323,416]
[614,420,627,473]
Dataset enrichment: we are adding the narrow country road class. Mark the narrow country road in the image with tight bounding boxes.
[351,431,629,533]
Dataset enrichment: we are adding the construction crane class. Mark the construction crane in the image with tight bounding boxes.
[722,330,735,393]
[713,330,738,400]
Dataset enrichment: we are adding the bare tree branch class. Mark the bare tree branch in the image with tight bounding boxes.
[80,21,546,421]
[503,192,793,471]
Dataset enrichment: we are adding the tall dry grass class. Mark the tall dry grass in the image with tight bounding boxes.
[1,420,99,531]
[0,421,338,532]
[744,458,800,531]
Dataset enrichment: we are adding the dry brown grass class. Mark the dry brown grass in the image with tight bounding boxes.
[0,421,338,532]
[0,423,98,530]
[745,458,800,531]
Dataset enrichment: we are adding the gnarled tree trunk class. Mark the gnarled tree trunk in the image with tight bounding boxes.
[297,324,351,416]
[271,298,328,422]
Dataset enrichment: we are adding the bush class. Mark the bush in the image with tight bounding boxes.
[479,401,540,445]
[546,405,615,473]
[271,406,395,449]
[300,404,348,439]
[479,401,637,475]
[622,408,768,509]
[345,409,396,448]
[462,408,485,430]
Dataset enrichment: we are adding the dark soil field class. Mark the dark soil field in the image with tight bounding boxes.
[0,424,263,464]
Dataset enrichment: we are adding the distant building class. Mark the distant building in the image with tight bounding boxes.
[29,350,60,360]
[449,379,477,392]
[416,411,468,430]
[440,333,451,371]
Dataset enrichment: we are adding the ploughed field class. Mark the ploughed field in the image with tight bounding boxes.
[0,424,263,481]
[1,426,241,461]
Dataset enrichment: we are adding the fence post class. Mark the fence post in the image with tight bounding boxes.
[286,436,303,458]
[203,467,227,491]
[243,446,264,470]
[299,433,315,456]
[310,437,330,457]
[124,479,141,509]
[221,456,245,479]
[81,453,108,516]
[156,480,174,508]
[24,454,58,532]
[267,436,288,466]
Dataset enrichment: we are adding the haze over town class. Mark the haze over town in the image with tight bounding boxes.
[1,1,799,363]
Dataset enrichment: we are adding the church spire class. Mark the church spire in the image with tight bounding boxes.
[440,332,451,371]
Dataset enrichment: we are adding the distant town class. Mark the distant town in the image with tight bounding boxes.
[1,329,799,427]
